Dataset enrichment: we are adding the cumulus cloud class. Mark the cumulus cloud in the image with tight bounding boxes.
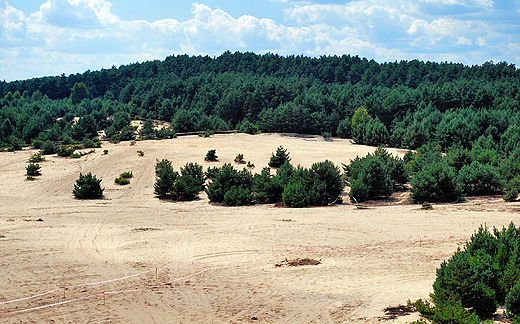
[1,4,28,45]
[0,0,519,81]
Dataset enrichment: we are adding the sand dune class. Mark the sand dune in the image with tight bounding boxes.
[0,133,517,323]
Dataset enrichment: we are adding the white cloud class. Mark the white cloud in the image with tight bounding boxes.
[1,4,27,45]
[456,36,472,45]
[0,0,519,81]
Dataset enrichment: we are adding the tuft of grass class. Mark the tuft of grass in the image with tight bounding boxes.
[120,171,133,179]
[421,201,433,210]
[115,176,130,185]
[137,150,144,156]
[29,153,45,162]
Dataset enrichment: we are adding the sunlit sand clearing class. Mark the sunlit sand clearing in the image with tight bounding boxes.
[1,133,517,323]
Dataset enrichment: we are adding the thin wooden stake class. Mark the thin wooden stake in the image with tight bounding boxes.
[155,268,158,280]
[103,292,106,306]
[63,288,66,299]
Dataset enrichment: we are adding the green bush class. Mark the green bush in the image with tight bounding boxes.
[336,118,351,139]
[346,154,393,202]
[507,283,520,317]
[73,172,104,199]
[120,171,133,179]
[26,163,41,176]
[427,224,520,319]
[170,162,206,201]
[114,176,130,185]
[205,149,218,161]
[308,160,345,205]
[31,139,45,149]
[408,299,479,324]
[83,138,101,148]
[57,145,76,157]
[280,161,344,207]
[282,180,309,208]
[457,161,503,196]
[433,250,499,317]
[29,153,45,162]
[234,153,245,164]
[154,160,178,198]
[504,177,520,202]
[410,160,462,203]
[154,161,205,201]
[223,186,254,206]
[268,146,290,168]
[206,164,253,205]
[40,140,58,155]
[253,167,284,204]
[238,119,259,135]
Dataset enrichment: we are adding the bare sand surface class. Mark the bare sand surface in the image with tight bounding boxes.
[0,133,518,323]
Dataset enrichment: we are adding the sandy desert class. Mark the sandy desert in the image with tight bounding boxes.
[0,133,518,323]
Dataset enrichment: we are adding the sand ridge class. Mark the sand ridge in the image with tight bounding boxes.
[0,133,518,323]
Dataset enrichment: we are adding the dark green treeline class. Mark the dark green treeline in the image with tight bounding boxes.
[1,51,520,153]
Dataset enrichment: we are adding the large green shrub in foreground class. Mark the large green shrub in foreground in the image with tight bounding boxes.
[433,250,499,317]
[414,223,520,321]
[73,172,104,199]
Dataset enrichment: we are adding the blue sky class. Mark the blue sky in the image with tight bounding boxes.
[1,0,519,81]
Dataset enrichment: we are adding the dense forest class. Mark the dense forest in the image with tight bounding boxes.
[2,51,520,149]
[2,51,520,203]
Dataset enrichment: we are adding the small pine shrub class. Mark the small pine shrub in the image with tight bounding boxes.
[421,202,433,210]
[103,149,108,155]
[504,188,519,202]
[137,150,144,156]
[322,132,332,140]
[115,176,130,185]
[205,149,218,161]
[73,172,104,199]
[29,153,45,162]
[506,283,520,317]
[57,145,76,157]
[26,163,41,176]
[223,186,254,206]
[26,176,35,181]
[234,153,245,164]
[83,139,101,148]
[247,161,255,168]
[269,146,290,168]
[282,181,309,208]
[70,153,81,158]
[40,140,58,155]
[407,299,479,324]
[120,171,133,179]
